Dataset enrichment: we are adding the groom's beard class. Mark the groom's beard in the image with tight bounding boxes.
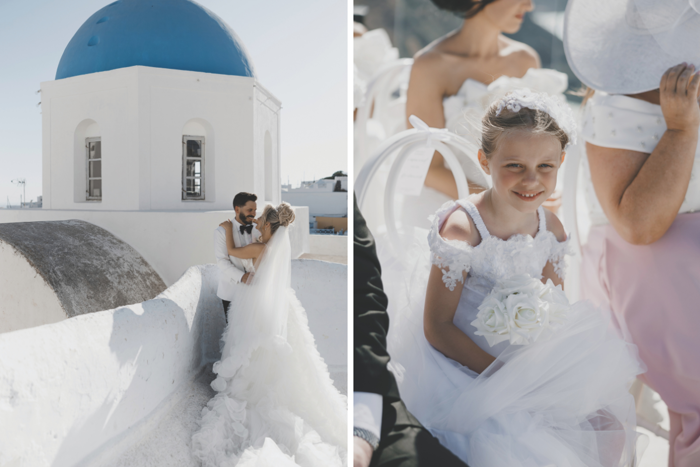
[238,212,254,225]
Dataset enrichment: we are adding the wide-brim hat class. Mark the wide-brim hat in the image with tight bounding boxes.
[564,0,700,94]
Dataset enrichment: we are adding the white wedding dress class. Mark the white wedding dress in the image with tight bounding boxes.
[191,227,347,467]
[386,199,646,466]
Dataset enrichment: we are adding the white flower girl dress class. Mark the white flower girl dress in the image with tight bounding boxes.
[386,199,646,467]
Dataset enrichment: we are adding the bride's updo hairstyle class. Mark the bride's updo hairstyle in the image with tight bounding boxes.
[480,104,569,159]
[261,202,296,235]
[431,0,496,18]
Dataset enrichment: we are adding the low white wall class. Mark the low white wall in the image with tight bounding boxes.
[0,208,310,286]
[0,260,346,466]
[0,265,223,467]
[309,234,348,257]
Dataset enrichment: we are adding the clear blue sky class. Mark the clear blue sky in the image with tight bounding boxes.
[0,0,348,207]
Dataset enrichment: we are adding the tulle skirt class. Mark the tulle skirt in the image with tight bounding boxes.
[381,240,646,466]
[191,289,347,467]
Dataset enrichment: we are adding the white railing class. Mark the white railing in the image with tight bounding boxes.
[355,58,413,170]
[355,117,490,258]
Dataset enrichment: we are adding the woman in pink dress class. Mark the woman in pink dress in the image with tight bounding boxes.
[564,1,700,465]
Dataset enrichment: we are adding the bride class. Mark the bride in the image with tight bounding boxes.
[191,203,347,467]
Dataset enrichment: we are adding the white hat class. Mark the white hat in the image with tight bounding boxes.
[564,0,700,94]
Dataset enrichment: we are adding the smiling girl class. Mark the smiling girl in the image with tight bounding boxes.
[387,90,646,466]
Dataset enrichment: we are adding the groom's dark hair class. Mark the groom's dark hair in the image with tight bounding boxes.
[233,192,257,209]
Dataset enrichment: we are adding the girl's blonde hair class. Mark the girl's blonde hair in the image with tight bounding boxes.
[481,103,569,158]
[261,202,295,235]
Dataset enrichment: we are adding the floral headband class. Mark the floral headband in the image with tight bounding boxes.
[495,88,577,147]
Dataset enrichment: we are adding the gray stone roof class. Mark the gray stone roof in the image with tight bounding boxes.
[0,220,166,317]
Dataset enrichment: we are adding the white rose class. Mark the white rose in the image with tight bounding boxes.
[504,293,547,345]
[471,295,511,347]
[474,275,572,348]
[540,279,570,326]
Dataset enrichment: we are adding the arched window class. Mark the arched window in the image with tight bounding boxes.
[86,137,102,200]
[182,136,205,200]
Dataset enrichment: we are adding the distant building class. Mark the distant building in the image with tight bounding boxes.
[283,175,348,234]
[28,196,43,208]
[5,196,42,209]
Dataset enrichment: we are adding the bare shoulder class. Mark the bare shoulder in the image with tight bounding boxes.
[440,208,481,246]
[500,36,541,69]
[544,209,567,242]
[411,48,451,80]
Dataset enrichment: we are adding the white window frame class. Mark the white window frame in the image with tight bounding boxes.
[182,135,205,201]
[86,137,102,201]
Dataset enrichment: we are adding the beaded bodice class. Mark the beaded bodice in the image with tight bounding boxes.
[428,200,570,296]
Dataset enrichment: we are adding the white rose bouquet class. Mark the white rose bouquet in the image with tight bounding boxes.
[471,274,571,347]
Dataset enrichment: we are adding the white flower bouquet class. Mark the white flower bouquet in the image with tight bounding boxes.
[471,274,571,347]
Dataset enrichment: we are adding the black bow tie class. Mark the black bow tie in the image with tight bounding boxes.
[239,224,253,235]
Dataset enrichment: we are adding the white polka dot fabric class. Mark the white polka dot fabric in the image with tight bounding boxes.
[581,92,700,225]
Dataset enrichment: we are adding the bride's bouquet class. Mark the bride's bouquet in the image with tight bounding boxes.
[471,274,571,346]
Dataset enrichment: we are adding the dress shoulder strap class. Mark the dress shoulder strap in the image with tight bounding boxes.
[456,200,491,240]
[537,206,546,234]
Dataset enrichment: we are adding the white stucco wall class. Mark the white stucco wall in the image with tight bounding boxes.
[0,265,222,467]
[254,85,281,206]
[281,191,348,217]
[0,260,346,466]
[0,240,65,333]
[40,66,281,211]
[0,207,310,287]
[309,235,349,257]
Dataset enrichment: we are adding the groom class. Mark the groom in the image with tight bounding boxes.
[214,192,261,321]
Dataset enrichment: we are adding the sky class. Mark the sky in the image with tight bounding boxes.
[0,0,348,207]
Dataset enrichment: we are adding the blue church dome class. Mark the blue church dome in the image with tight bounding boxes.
[56,0,255,80]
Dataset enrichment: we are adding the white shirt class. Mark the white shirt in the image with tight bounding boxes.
[214,218,261,301]
[354,392,383,443]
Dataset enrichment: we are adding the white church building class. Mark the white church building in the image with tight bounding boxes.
[45,0,282,210]
[43,66,281,212]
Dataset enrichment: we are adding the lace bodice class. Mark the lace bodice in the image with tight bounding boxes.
[428,200,570,295]
[582,92,700,225]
